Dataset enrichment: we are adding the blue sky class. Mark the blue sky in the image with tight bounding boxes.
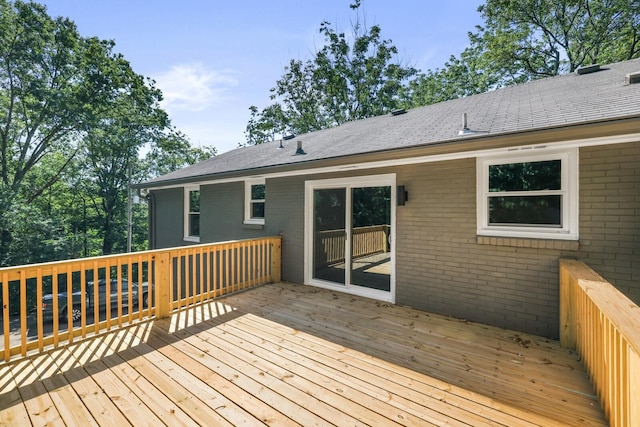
[40,1,485,154]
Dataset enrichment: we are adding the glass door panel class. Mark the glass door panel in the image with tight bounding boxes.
[350,186,391,291]
[313,188,346,285]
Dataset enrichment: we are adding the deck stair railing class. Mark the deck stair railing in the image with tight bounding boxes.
[0,236,281,362]
[559,259,640,427]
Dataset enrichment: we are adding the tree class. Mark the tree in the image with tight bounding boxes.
[0,1,215,265]
[401,0,640,108]
[82,50,169,254]
[245,1,416,144]
[474,0,640,83]
[142,129,216,178]
[0,0,167,263]
[400,41,499,108]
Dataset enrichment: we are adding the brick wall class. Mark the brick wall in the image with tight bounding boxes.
[395,140,640,338]
[395,158,578,337]
[150,140,639,338]
[578,141,640,302]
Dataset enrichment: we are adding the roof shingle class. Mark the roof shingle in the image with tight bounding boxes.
[141,59,640,187]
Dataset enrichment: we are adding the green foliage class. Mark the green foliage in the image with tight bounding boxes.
[474,0,640,83]
[82,61,168,254]
[245,2,416,144]
[487,159,563,226]
[403,0,640,106]
[244,104,288,146]
[0,1,213,266]
[143,130,216,178]
[352,186,390,228]
[400,42,499,108]
[0,0,637,267]
[489,160,561,192]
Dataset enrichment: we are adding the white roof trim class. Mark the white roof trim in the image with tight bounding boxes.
[144,132,640,190]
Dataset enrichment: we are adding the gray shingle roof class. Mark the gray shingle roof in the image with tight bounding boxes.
[140,59,640,188]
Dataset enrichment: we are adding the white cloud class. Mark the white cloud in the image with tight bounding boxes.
[153,63,238,112]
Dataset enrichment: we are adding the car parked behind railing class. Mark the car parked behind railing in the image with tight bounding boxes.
[41,279,152,322]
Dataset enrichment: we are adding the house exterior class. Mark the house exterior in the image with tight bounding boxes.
[135,59,640,338]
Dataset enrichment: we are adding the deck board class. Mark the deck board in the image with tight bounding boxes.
[0,283,606,426]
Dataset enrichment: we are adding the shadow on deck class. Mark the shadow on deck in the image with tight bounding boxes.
[0,283,606,426]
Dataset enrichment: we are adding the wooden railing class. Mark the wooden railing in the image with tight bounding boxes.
[0,236,281,362]
[315,225,389,267]
[559,259,640,427]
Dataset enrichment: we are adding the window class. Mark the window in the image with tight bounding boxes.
[477,149,578,240]
[184,186,200,241]
[244,179,265,225]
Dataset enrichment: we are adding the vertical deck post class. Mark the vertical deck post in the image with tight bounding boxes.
[271,238,282,283]
[155,251,171,319]
[559,259,576,350]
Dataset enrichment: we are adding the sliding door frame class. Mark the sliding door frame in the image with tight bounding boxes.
[304,173,396,303]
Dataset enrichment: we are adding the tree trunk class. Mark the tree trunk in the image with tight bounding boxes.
[0,228,12,266]
[102,216,116,255]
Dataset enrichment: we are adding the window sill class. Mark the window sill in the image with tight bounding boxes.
[183,236,200,243]
[243,222,264,230]
[477,235,579,251]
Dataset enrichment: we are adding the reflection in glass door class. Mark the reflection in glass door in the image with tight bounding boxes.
[309,177,393,297]
[313,188,346,285]
[351,186,391,291]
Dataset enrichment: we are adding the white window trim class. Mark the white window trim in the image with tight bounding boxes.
[244,178,265,225]
[476,148,578,240]
[184,185,200,242]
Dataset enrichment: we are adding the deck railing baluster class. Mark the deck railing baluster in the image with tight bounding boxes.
[560,258,640,427]
[2,272,9,361]
[0,237,281,362]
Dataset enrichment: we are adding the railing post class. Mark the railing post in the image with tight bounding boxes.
[271,238,282,283]
[559,259,576,350]
[155,251,171,319]
[0,237,282,363]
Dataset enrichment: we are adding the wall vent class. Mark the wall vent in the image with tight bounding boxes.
[575,64,600,75]
[625,71,640,85]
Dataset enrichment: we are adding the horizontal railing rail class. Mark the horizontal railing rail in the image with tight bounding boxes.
[559,259,640,427]
[1,236,281,362]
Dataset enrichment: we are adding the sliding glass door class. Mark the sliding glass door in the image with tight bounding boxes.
[350,186,391,291]
[312,188,347,285]
[306,175,395,301]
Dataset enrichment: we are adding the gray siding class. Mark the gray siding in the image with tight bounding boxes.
[151,188,185,249]
[200,182,268,241]
[200,182,243,241]
[149,140,640,338]
[263,177,306,283]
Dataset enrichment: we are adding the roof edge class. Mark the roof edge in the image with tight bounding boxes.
[133,115,640,190]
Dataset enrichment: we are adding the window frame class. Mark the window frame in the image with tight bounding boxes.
[244,179,265,225]
[184,185,200,242]
[476,148,578,240]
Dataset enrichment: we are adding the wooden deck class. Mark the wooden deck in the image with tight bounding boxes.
[0,283,606,426]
